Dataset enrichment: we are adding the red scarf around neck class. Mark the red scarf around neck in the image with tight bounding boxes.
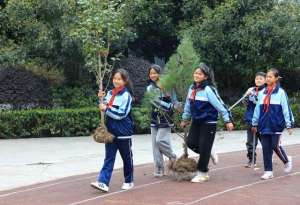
[107,86,125,108]
[255,87,259,96]
[190,82,207,102]
[263,84,276,112]
[191,88,200,102]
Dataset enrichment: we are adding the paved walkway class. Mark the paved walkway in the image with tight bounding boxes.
[0,129,299,191]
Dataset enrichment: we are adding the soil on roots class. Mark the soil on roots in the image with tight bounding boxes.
[167,154,198,181]
[91,126,114,143]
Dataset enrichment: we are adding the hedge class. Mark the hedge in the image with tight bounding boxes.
[0,108,100,138]
[0,105,299,139]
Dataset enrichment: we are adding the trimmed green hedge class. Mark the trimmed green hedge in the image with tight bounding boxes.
[0,105,299,139]
[0,108,100,138]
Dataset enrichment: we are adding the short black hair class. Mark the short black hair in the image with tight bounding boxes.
[255,72,266,78]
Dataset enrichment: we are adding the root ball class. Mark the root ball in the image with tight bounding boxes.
[91,126,114,143]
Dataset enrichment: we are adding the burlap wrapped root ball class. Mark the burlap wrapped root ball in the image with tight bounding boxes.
[91,126,114,143]
[167,154,198,181]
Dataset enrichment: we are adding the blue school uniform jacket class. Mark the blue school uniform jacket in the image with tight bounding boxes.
[252,85,294,135]
[104,88,134,139]
[146,81,178,128]
[244,86,265,125]
[182,82,232,124]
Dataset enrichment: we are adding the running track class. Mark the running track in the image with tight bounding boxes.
[1,144,300,205]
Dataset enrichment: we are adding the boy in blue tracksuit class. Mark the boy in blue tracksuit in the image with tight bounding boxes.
[244,72,267,167]
[91,69,134,192]
[147,64,179,177]
[181,63,234,183]
[252,68,294,180]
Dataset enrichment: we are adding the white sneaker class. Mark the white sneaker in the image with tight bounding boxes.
[91,182,109,192]
[154,168,164,177]
[121,182,134,190]
[261,171,274,180]
[210,152,219,165]
[284,156,293,173]
[154,171,164,177]
[191,171,210,183]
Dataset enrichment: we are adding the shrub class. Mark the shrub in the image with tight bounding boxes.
[51,86,98,108]
[291,104,300,127]
[0,104,298,139]
[0,107,100,138]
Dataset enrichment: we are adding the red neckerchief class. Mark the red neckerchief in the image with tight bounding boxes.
[190,84,202,102]
[255,87,259,96]
[190,81,211,102]
[263,84,276,112]
[107,86,125,108]
[191,89,200,102]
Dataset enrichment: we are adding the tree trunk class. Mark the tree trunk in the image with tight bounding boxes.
[183,127,189,157]
[98,53,105,127]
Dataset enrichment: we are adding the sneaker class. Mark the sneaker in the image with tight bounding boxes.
[91,182,109,192]
[154,166,164,177]
[284,156,292,173]
[210,152,219,165]
[191,171,210,183]
[154,170,164,177]
[261,171,274,180]
[121,182,134,190]
[245,160,256,168]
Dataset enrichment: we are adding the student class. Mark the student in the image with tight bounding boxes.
[180,63,234,183]
[244,72,292,169]
[147,64,179,177]
[244,72,267,167]
[252,68,294,180]
[91,69,134,192]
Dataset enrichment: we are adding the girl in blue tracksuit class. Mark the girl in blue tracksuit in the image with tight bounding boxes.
[181,63,234,183]
[147,64,178,177]
[244,72,291,168]
[252,68,294,180]
[91,69,134,192]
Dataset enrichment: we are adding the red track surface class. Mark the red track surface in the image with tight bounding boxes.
[1,144,300,205]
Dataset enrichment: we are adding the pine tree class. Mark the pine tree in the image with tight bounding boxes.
[160,34,200,101]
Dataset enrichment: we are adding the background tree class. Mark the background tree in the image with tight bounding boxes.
[123,0,181,61]
[0,0,86,85]
[123,0,224,62]
[190,0,300,99]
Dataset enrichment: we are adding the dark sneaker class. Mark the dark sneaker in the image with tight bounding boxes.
[245,160,256,168]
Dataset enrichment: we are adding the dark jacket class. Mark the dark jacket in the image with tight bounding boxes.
[146,81,178,128]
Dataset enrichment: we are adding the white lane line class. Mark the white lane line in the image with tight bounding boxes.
[2,147,299,199]
[0,164,152,198]
[184,171,300,205]
[0,149,247,198]
[67,153,300,205]
[67,179,169,205]
[66,162,248,205]
[0,175,96,198]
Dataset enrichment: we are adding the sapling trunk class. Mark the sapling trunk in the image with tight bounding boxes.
[98,53,105,128]
[183,127,188,158]
[91,44,114,143]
